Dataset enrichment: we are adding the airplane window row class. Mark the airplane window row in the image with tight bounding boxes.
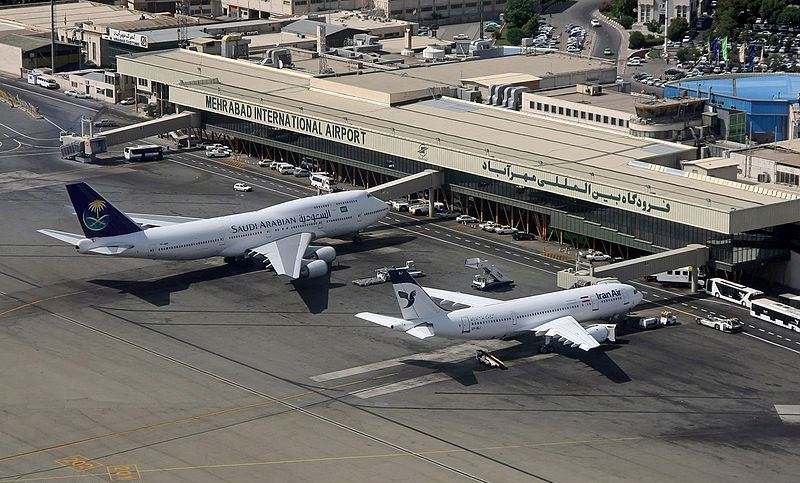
[229,231,262,239]
[157,239,219,251]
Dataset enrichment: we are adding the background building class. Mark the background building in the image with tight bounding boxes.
[637,0,696,25]
[0,32,79,75]
[665,74,800,143]
[730,139,800,188]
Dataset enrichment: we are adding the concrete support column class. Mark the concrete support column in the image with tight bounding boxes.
[691,265,698,292]
[428,195,434,219]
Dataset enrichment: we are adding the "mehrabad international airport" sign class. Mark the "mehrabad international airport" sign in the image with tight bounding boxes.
[205,95,367,145]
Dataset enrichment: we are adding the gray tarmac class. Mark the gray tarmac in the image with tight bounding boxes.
[1,99,800,483]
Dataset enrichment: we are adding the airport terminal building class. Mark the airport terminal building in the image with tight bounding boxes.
[117,49,800,276]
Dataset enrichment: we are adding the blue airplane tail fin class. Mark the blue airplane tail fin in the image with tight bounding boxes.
[388,269,447,321]
[66,182,143,238]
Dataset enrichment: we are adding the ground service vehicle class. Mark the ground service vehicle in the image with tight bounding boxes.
[695,315,744,333]
[389,200,409,212]
[124,145,163,161]
[750,298,800,333]
[705,278,764,308]
[309,173,336,192]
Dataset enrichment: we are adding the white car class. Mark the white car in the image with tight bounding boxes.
[626,58,642,66]
[456,214,478,224]
[65,89,78,97]
[120,97,135,105]
[480,221,498,232]
[493,225,517,234]
[233,183,253,192]
[591,18,601,27]
[258,159,270,167]
[75,92,92,99]
[206,149,228,158]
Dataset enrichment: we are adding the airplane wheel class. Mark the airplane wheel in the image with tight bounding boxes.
[224,257,234,264]
[352,234,363,245]
[539,344,552,354]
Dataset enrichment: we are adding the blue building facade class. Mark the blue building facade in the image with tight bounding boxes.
[664,74,800,142]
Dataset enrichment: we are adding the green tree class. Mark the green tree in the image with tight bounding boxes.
[676,47,700,63]
[521,15,540,38]
[777,6,800,27]
[611,0,636,18]
[504,0,538,29]
[668,17,688,41]
[506,27,524,46]
[629,31,647,49]
[619,15,634,29]
[646,19,662,33]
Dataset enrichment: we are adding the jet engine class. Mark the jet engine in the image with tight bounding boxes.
[76,238,92,253]
[299,259,328,279]
[586,324,616,343]
[305,245,336,263]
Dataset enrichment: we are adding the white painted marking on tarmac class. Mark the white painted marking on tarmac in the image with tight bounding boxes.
[691,306,699,309]
[743,333,800,355]
[775,405,800,423]
[352,373,451,399]
[768,331,775,335]
[749,325,755,328]
[310,341,514,382]
[759,328,766,332]
[681,303,689,306]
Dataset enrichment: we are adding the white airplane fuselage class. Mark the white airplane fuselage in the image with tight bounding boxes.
[430,283,640,340]
[75,190,388,259]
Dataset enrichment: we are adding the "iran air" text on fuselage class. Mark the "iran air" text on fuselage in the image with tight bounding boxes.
[596,289,622,300]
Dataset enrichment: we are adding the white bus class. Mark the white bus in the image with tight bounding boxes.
[124,144,163,161]
[310,173,336,192]
[648,266,706,287]
[750,298,800,333]
[705,278,764,308]
[36,76,58,89]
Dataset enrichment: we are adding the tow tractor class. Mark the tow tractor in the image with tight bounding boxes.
[352,260,425,286]
[476,350,508,370]
[659,310,678,325]
[695,315,744,333]
[466,257,514,290]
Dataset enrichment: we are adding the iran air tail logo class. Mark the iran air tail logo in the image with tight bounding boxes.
[399,290,416,308]
[83,199,109,231]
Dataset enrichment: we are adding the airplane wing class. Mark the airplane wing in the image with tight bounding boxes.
[249,232,313,278]
[37,229,84,245]
[355,313,435,340]
[126,213,203,228]
[422,287,500,308]
[533,316,601,351]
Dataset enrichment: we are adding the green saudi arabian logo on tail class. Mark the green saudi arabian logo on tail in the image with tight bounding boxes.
[83,199,110,231]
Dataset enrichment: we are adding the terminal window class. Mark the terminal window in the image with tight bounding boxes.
[603,115,609,124]
[573,110,579,118]
[406,8,414,13]
[566,108,572,116]
[588,113,594,121]
[465,2,477,7]
[611,118,617,126]
[422,6,433,11]
[544,105,549,112]
[558,107,564,115]
[580,111,586,119]
[452,3,463,8]
[436,4,448,10]
[777,171,799,186]
[536,102,542,110]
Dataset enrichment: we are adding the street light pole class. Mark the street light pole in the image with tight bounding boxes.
[50,0,56,73]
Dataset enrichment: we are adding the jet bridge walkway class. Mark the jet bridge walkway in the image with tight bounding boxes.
[557,244,710,290]
[367,169,443,217]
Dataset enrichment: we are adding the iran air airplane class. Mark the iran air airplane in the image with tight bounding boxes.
[357,269,643,367]
[38,182,389,279]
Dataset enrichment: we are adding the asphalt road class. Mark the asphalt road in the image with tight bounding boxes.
[546,0,621,59]
[1,84,800,483]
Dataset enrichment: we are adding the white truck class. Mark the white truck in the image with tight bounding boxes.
[36,76,58,89]
[695,315,744,333]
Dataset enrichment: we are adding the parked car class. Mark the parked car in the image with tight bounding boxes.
[269,160,281,169]
[456,214,478,224]
[293,167,310,177]
[93,119,116,128]
[206,149,228,158]
[233,183,253,192]
[75,92,91,99]
[480,221,498,232]
[436,211,460,219]
[390,200,409,212]
[512,231,536,241]
[120,97,135,105]
[626,57,642,66]
[493,225,517,234]
[258,159,270,167]
[64,89,78,97]
[410,204,429,216]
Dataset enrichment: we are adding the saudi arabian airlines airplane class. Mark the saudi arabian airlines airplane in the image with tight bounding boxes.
[356,269,643,368]
[38,182,390,279]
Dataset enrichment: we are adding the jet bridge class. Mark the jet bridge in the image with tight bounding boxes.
[557,244,710,291]
[367,169,443,217]
[60,111,201,161]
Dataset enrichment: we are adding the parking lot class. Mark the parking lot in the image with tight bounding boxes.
[2,85,800,482]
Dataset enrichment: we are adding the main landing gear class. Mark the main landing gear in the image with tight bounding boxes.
[224,256,254,267]
[538,335,553,354]
[352,234,364,245]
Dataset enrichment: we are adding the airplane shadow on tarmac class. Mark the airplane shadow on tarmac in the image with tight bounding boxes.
[402,335,630,385]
